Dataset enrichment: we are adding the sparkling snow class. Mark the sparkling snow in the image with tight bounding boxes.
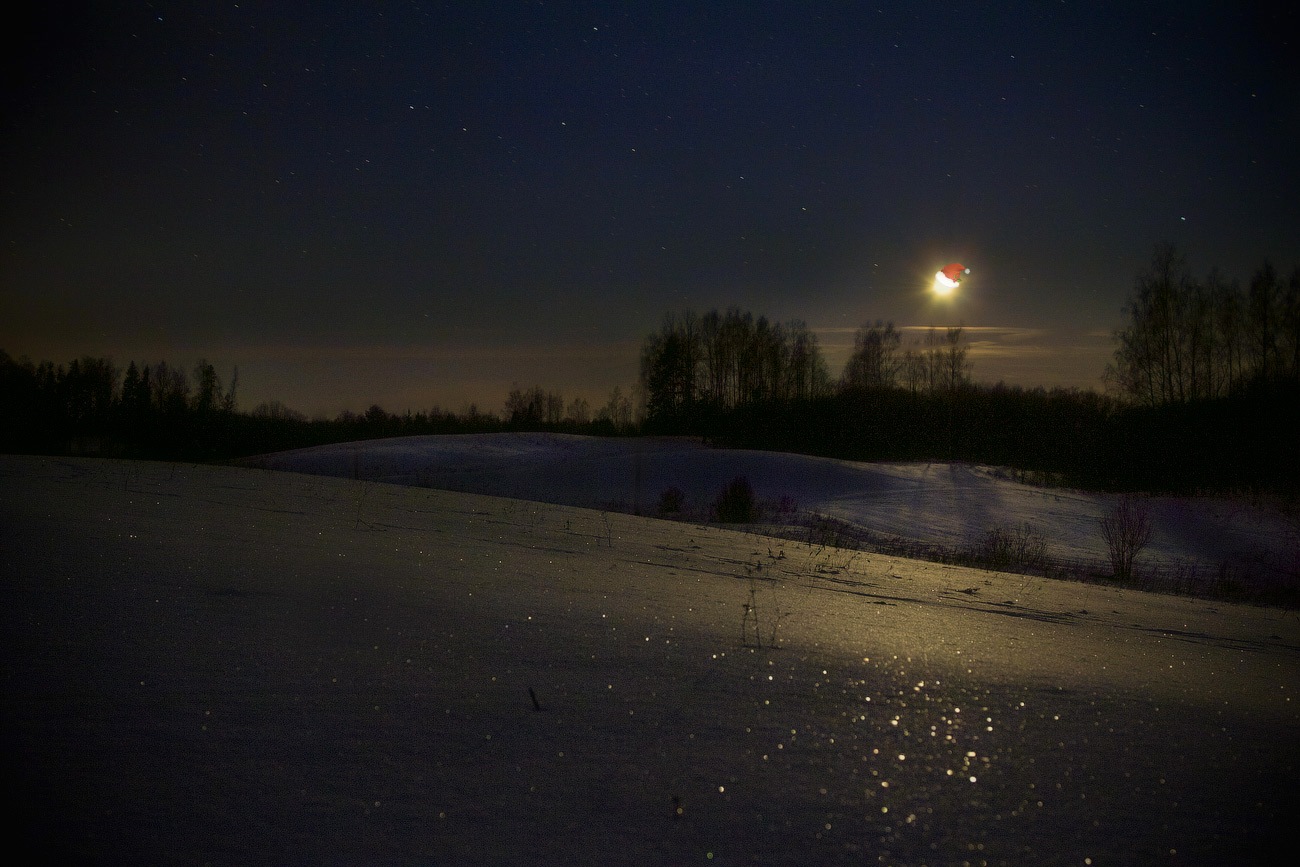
[3,449,1297,865]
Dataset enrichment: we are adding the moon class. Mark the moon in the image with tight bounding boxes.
[933,271,959,296]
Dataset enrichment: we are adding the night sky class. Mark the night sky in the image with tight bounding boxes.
[3,2,1296,417]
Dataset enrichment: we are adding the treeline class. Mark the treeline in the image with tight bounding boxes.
[502,384,635,430]
[1109,242,1300,404]
[692,378,1298,493]
[0,351,639,462]
[4,244,1295,493]
[634,313,1122,480]
[636,246,1299,493]
[639,307,975,429]
[0,356,244,460]
[636,307,978,439]
[639,310,832,422]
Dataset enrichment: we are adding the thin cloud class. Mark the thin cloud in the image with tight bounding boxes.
[213,340,644,365]
[813,324,1113,390]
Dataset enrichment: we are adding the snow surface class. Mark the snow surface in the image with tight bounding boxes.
[3,453,1298,865]
[245,432,1299,587]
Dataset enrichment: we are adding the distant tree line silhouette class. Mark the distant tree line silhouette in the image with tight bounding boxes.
[502,384,635,430]
[639,309,977,432]
[1108,242,1300,405]
[637,246,1298,493]
[1,356,235,460]
[0,351,641,462]
[2,244,1295,493]
[840,321,973,394]
[638,309,833,424]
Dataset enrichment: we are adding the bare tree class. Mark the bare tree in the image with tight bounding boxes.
[643,307,830,418]
[1110,245,1299,403]
[1109,243,1192,405]
[192,359,225,415]
[785,319,831,400]
[545,390,565,425]
[149,361,190,415]
[900,345,927,394]
[506,385,562,425]
[936,326,971,392]
[1099,495,1154,582]
[251,400,306,422]
[565,396,591,425]
[599,385,633,431]
[59,356,119,427]
[1247,260,1283,382]
[640,311,701,418]
[903,326,971,393]
[751,315,787,401]
[842,320,902,391]
[1285,267,1300,380]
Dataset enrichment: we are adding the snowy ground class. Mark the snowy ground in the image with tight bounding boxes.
[3,453,1298,865]
[245,432,1299,591]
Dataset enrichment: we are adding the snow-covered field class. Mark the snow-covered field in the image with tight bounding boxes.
[245,432,1299,590]
[3,452,1298,864]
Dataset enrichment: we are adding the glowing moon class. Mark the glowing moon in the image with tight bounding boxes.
[933,270,959,295]
[932,262,968,297]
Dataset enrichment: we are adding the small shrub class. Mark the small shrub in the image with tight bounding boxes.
[714,475,757,523]
[975,523,1047,573]
[1208,561,1247,600]
[658,485,685,515]
[806,514,845,548]
[1099,494,1154,582]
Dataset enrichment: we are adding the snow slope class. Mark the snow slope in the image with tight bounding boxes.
[3,454,1297,865]
[245,432,1299,586]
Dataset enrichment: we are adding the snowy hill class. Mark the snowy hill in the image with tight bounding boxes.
[244,432,1298,590]
[3,454,1297,864]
